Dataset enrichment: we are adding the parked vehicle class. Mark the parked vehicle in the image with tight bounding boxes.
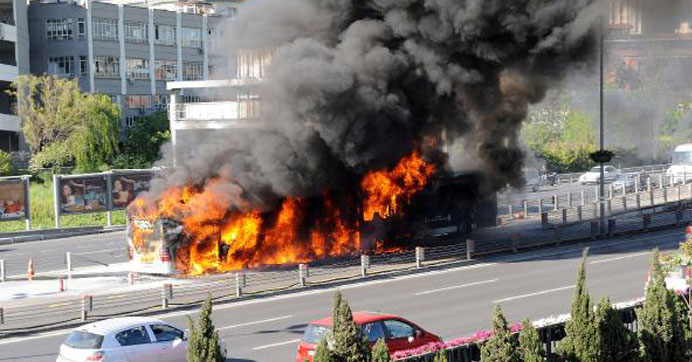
[579,165,621,185]
[296,312,441,362]
[667,143,692,184]
[612,174,637,193]
[56,317,227,362]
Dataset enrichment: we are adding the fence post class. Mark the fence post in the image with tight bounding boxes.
[664,187,668,204]
[562,209,567,224]
[299,264,308,287]
[643,214,651,231]
[523,200,528,217]
[659,174,664,189]
[0,259,4,283]
[415,247,424,268]
[24,176,31,231]
[81,295,92,321]
[608,219,616,236]
[608,184,613,199]
[568,192,573,208]
[361,254,370,276]
[577,205,583,221]
[622,196,627,211]
[553,195,559,211]
[541,212,548,228]
[53,174,61,228]
[66,252,72,281]
[161,283,172,309]
[580,190,585,206]
[508,204,513,219]
[511,234,520,253]
[636,193,641,211]
[595,186,599,202]
[235,272,243,297]
[466,239,475,260]
[538,198,543,215]
[606,199,612,216]
[678,185,682,203]
[649,189,655,207]
[635,178,640,194]
[590,221,599,239]
[0,307,3,324]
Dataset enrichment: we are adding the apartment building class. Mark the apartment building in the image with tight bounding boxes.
[29,0,221,129]
[0,0,29,152]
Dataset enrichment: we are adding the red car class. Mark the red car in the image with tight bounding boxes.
[296,312,442,362]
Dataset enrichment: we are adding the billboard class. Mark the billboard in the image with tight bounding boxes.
[111,172,153,210]
[58,176,108,215]
[0,179,27,220]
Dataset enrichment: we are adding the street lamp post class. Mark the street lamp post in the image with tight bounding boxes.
[599,13,606,235]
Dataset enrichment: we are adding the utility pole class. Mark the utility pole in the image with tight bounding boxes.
[599,12,606,236]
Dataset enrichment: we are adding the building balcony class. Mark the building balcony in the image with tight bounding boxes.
[0,113,20,133]
[171,100,260,130]
[0,63,17,82]
[0,22,17,43]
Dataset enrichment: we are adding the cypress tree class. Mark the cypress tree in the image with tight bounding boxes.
[371,338,391,362]
[595,297,638,362]
[332,291,372,362]
[480,304,520,362]
[637,249,688,362]
[187,296,224,362]
[518,319,544,362]
[559,248,598,362]
[314,337,336,362]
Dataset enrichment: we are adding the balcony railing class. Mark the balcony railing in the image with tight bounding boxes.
[174,100,260,122]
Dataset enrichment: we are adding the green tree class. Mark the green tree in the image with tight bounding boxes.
[0,150,13,176]
[71,94,120,172]
[433,351,448,362]
[314,337,335,362]
[518,319,543,362]
[114,111,170,168]
[371,339,390,362]
[596,297,638,362]
[560,248,599,362]
[331,291,371,362]
[187,296,224,362]
[480,304,519,362]
[637,249,688,362]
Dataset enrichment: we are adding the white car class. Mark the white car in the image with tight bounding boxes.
[579,165,620,184]
[56,317,227,362]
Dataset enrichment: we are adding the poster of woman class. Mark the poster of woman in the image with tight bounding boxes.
[0,179,27,220]
[59,176,108,214]
[111,173,152,209]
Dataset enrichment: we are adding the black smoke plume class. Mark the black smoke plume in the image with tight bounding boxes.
[152,0,601,209]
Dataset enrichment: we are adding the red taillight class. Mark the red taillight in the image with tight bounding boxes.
[159,248,171,262]
[85,351,104,362]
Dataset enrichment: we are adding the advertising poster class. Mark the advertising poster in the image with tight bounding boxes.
[0,179,27,220]
[111,172,153,209]
[59,176,108,215]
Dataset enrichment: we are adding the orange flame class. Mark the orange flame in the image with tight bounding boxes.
[129,151,434,275]
[361,152,435,221]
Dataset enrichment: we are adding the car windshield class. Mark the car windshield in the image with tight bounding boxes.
[674,151,692,165]
[616,175,631,181]
[302,324,330,344]
[589,167,601,172]
[64,331,104,349]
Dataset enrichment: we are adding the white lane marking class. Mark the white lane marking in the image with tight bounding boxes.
[252,338,301,350]
[494,285,575,304]
[415,279,499,296]
[590,251,650,265]
[217,315,293,331]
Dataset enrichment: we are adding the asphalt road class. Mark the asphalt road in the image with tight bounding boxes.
[0,227,684,362]
[0,232,127,277]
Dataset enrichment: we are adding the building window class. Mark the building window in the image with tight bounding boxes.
[124,21,147,43]
[77,18,85,39]
[154,24,176,46]
[125,116,141,128]
[125,95,151,109]
[47,57,74,77]
[126,58,150,80]
[110,94,120,104]
[93,18,118,41]
[46,18,73,41]
[79,56,87,77]
[181,27,202,48]
[94,56,120,78]
[183,61,203,80]
[152,95,168,111]
[154,60,177,80]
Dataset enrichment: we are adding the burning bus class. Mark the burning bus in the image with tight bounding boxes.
[126,156,496,276]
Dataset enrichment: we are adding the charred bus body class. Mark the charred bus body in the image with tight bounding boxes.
[126,172,496,274]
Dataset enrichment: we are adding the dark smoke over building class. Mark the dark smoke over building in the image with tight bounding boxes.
[154,0,601,209]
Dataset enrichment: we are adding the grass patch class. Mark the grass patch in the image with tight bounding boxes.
[0,177,127,232]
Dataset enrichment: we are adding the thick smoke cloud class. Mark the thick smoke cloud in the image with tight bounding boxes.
[154,0,600,208]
